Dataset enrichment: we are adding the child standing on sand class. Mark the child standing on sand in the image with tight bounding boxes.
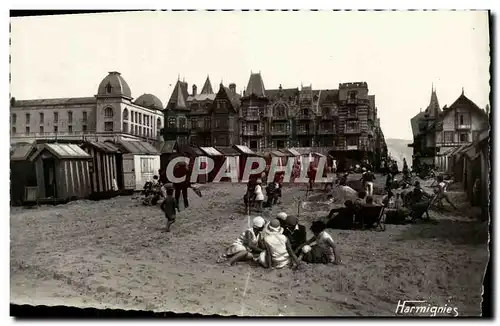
[161,185,179,232]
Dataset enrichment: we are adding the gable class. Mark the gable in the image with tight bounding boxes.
[210,87,236,114]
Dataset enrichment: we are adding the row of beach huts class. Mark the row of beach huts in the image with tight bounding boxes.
[435,129,490,220]
[10,139,328,206]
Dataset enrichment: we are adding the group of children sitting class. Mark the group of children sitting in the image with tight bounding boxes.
[218,212,342,269]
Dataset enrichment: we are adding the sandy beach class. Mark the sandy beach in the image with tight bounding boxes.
[10,176,488,316]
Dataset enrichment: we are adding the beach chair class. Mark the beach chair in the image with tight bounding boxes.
[356,205,386,231]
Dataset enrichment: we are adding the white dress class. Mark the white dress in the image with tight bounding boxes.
[258,232,291,269]
[254,185,265,201]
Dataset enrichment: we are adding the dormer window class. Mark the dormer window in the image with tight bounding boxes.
[106,82,112,94]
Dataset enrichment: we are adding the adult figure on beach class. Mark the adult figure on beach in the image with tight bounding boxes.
[434,175,457,210]
[258,219,301,270]
[326,200,356,230]
[173,161,190,209]
[282,215,307,252]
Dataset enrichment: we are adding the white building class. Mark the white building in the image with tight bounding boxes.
[10,71,164,145]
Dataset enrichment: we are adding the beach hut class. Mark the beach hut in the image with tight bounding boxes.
[29,143,92,202]
[199,147,225,182]
[176,144,206,183]
[475,130,490,221]
[156,140,179,170]
[233,145,263,181]
[80,141,124,198]
[215,146,241,182]
[117,140,161,191]
[10,143,38,206]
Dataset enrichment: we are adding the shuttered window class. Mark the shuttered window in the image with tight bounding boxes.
[140,158,155,173]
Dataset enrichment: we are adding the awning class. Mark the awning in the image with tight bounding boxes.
[155,140,178,154]
[177,144,204,156]
[233,145,257,155]
[30,143,92,161]
[311,152,326,157]
[280,148,301,156]
[199,147,223,156]
[82,141,121,153]
[215,146,240,156]
[10,143,36,161]
[270,150,287,157]
[118,141,159,155]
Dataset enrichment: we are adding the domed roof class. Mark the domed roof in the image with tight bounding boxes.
[97,71,132,99]
[134,93,164,110]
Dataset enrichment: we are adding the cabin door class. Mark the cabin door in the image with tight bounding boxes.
[43,158,57,198]
[122,156,136,190]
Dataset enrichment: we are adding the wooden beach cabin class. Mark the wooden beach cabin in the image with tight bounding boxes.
[29,143,92,203]
[199,147,225,182]
[80,141,124,198]
[116,140,161,191]
[10,142,38,206]
[215,146,241,182]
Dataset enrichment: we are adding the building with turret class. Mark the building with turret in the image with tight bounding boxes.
[10,71,164,145]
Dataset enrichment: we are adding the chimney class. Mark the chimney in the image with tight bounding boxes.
[229,83,236,94]
[192,84,197,96]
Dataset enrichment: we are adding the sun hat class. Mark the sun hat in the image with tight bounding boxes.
[276,212,288,221]
[252,216,266,228]
[266,219,283,234]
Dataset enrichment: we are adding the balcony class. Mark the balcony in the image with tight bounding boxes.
[346,111,358,120]
[242,129,263,136]
[344,127,361,134]
[296,129,313,136]
[456,124,471,130]
[318,129,335,135]
[271,115,288,121]
[270,129,288,136]
[346,145,358,150]
[244,115,260,121]
[346,98,358,105]
[297,112,314,120]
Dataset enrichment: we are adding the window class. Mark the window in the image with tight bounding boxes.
[122,122,129,133]
[68,111,73,123]
[54,112,59,123]
[145,115,149,126]
[11,126,16,134]
[346,121,358,131]
[459,133,469,142]
[83,125,87,132]
[82,111,87,122]
[106,83,112,93]
[25,113,30,124]
[204,117,211,129]
[252,124,258,132]
[135,112,138,123]
[168,117,176,128]
[11,114,16,124]
[348,91,357,99]
[130,111,134,122]
[38,112,44,123]
[140,157,155,173]
[322,107,331,116]
[157,117,162,129]
[459,115,464,125]
[68,125,73,133]
[191,118,198,129]
[301,109,309,116]
[443,131,454,143]
[25,126,30,134]
[179,118,187,129]
[138,113,142,124]
[123,108,129,121]
[248,107,258,117]
[473,131,480,141]
[54,126,58,133]
[347,136,359,146]
[348,107,356,116]
[39,126,44,133]
[104,107,114,118]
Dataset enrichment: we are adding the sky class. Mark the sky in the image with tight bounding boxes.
[10,10,490,140]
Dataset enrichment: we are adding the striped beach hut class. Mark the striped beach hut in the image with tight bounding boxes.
[116,140,161,191]
[29,143,92,202]
[81,141,123,197]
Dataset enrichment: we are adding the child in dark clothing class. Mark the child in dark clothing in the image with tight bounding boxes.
[161,187,179,232]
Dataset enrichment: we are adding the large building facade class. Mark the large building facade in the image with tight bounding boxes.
[10,71,164,145]
[163,72,388,168]
[409,87,490,171]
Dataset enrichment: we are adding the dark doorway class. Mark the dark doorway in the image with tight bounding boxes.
[250,140,258,150]
[115,154,124,190]
[277,140,285,148]
[43,158,57,198]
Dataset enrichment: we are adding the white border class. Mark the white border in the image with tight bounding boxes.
[3,1,498,325]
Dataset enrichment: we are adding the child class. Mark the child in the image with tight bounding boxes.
[161,186,179,232]
[435,175,457,210]
[296,221,342,265]
[254,179,265,212]
[217,216,266,265]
